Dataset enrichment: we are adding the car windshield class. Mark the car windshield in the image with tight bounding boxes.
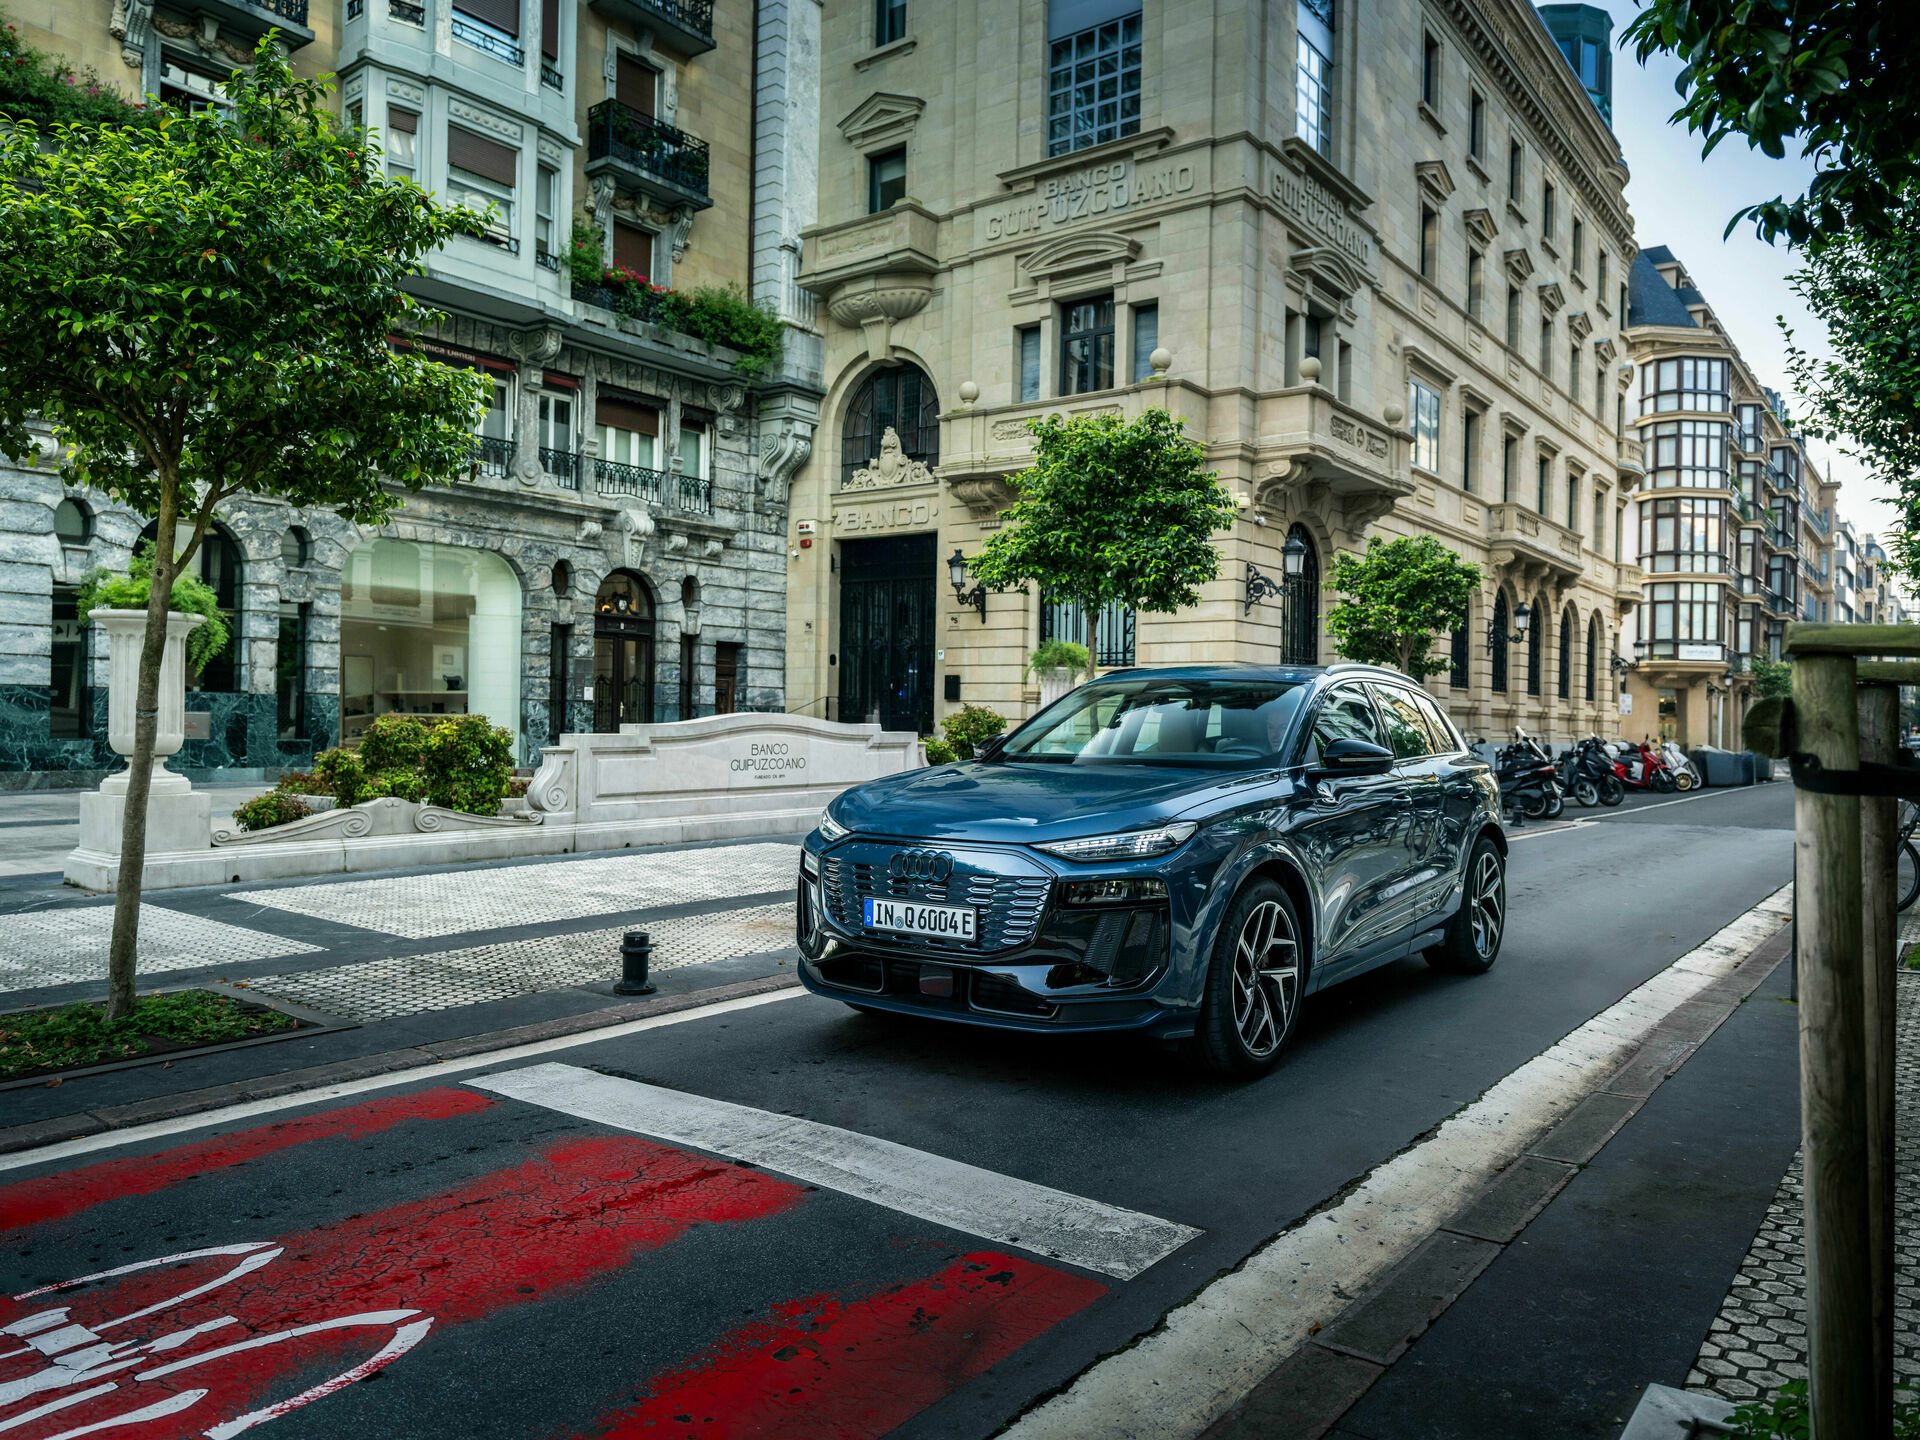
[1000,678,1309,767]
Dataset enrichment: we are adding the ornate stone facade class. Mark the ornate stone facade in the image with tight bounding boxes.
[784,0,1641,742]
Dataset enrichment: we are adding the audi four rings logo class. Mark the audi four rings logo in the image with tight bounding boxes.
[889,849,954,881]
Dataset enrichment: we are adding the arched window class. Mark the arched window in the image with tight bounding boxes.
[1585,614,1599,701]
[54,498,92,545]
[1279,524,1320,666]
[1491,592,1509,694]
[841,364,940,486]
[280,526,310,568]
[1449,619,1469,690]
[140,521,242,693]
[1558,607,1574,699]
[1526,594,1543,697]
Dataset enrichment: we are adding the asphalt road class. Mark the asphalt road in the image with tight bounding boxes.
[0,781,1794,1440]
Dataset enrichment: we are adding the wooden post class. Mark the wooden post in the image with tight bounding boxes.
[1858,681,1897,1433]
[1793,652,1872,1439]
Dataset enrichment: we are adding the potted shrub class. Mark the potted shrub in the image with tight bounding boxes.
[1025,639,1091,712]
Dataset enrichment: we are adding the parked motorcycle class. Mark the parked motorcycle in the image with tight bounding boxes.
[1560,736,1626,807]
[1658,740,1702,791]
[1609,740,1677,794]
[1492,728,1565,820]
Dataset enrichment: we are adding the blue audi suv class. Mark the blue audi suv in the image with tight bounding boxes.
[795,664,1507,1077]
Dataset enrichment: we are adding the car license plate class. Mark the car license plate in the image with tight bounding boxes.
[863,897,977,943]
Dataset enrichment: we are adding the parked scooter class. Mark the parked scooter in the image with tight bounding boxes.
[1492,728,1565,820]
[1658,740,1702,791]
[1609,740,1677,794]
[1560,736,1626,807]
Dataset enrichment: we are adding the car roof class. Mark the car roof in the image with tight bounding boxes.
[1087,662,1416,686]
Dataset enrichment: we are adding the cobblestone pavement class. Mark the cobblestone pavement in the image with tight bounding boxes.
[232,842,801,939]
[247,902,795,1021]
[1685,928,1920,1402]
[0,904,322,994]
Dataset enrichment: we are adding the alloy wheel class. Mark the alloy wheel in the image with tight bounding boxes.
[1231,900,1300,1058]
[1470,851,1504,959]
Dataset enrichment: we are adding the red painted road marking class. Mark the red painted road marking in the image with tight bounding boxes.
[0,1087,497,1236]
[577,1252,1107,1440]
[1,1135,806,1438]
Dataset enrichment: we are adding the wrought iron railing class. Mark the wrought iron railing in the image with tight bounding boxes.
[677,475,714,514]
[541,59,563,91]
[390,0,424,22]
[595,458,666,502]
[346,0,363,17]
[534,249,560,271]
[633,0,713,41]
[470,435,515,478]
[540,447,582,490]
[254,0,310,23]
[584,101,711,200]
[452,14,523,64]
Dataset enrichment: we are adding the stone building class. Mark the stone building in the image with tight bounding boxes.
[0,0,824,785]
[780,0,1644,744]
[1619,246,1839,747]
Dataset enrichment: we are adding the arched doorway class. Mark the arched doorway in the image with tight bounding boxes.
[1278,524,1319,666]
[140,521,241,693]
[1558,606,1575,700]
[594,570,655,730]
[841,364,939,485]
[1491,592,1510,694]
[1586,613,1600,701]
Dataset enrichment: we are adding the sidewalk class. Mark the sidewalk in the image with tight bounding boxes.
[0,781,273,879]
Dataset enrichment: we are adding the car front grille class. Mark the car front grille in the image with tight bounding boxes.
[820,842,1051,954]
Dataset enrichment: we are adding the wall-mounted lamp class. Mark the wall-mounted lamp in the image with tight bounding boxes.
[1485,601,1531,655]
[1245,531,1309,614]
[947,549,988,623]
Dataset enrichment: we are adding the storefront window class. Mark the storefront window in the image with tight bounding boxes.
[339,538,522,750]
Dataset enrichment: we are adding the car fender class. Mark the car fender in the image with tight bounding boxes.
[1171,828,1322,1009]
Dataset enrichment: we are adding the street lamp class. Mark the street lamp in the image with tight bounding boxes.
[947,549,988,622]
[1245,531,1310,614]
[1609,638,1646,678]
[1485,600,1531,655]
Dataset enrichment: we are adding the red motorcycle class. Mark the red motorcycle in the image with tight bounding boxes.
[1609,740,1677,794]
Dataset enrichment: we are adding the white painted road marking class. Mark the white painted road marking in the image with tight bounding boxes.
[1000,883,1794,1440]
[469,1063,1201,1282]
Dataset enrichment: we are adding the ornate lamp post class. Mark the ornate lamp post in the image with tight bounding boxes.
[1244,529,1309,614]
[947,549,987,622]
[1485,599,1531,655]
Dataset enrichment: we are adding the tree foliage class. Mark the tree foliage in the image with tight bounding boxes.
[0,39,491,1016]
[1622,0,1920,248]
[970,409,1234,659]
[1779,200,1920,574]
[1750,654,1794,700]
[1324,535,1481,679]
[0,15,159,129]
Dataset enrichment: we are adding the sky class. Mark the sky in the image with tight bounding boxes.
[1578,1,1901,559]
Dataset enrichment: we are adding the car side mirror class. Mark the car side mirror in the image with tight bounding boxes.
[1309,738,1396,777]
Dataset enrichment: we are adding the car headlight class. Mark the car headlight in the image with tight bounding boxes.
[1035,822,1197,863]
[817,810,849,842]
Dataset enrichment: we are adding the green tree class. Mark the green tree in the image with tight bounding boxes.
[969,409,1235,660]
[0,41,489,1018]
[1324,535,1481,679]
[1779,202,1920,575]
[1622,0,1920,248]
[1751,654,1794,700]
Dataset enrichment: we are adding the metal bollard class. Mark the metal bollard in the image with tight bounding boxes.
[615,930,657,996]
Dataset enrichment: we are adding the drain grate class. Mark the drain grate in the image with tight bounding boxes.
[249,903,795,1022]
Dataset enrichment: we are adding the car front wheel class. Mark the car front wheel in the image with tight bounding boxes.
[1187,878,1303,1079]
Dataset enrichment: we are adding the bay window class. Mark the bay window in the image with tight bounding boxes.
[1639,495,1728,573]
[1408,377,1441,474]
[1639,356,1729,414]
[1647,420,1729,489]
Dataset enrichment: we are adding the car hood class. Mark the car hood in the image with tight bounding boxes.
[828,761,1273,845]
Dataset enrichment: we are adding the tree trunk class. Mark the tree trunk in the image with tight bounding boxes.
[105,482,180,1020]
[1084,604,1099,678]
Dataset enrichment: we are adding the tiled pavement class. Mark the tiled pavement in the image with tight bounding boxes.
[0,904,322,993]
[1684,912,1920,1403]
[248,902,795,1021]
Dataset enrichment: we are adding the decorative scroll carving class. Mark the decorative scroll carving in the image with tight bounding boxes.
[758,417,815,495]
[947,473,1018,519]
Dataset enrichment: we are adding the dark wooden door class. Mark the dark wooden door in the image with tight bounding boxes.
[839,534,935,735]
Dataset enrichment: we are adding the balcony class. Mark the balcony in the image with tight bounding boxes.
[594,458,667,503]
[540,447,583,490]
[585,0,715,56]
[677,476,714,515]
[541,59,564,91]
[175,0,315,49]
[469,435,515,480]
[1616,435,1646,476]
[452,14,524,65]
[1484,504,1585,588]
[1733,428,1764,456]
[584,102,713,212]
[390,0,424,21]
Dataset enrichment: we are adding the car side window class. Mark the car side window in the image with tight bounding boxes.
[1370,686,1433,762]
[1409,691,1462,755]
[1306,686,1385,764]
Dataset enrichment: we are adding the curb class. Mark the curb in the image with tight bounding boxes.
[0,972,802,1157]
[1198,920,1793,1440]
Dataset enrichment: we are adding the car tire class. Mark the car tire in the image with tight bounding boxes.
[1185,878,1303,1080]
[1427,837,1506,975]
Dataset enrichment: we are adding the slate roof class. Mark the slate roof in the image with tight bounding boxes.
[1627,249,1698,329]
